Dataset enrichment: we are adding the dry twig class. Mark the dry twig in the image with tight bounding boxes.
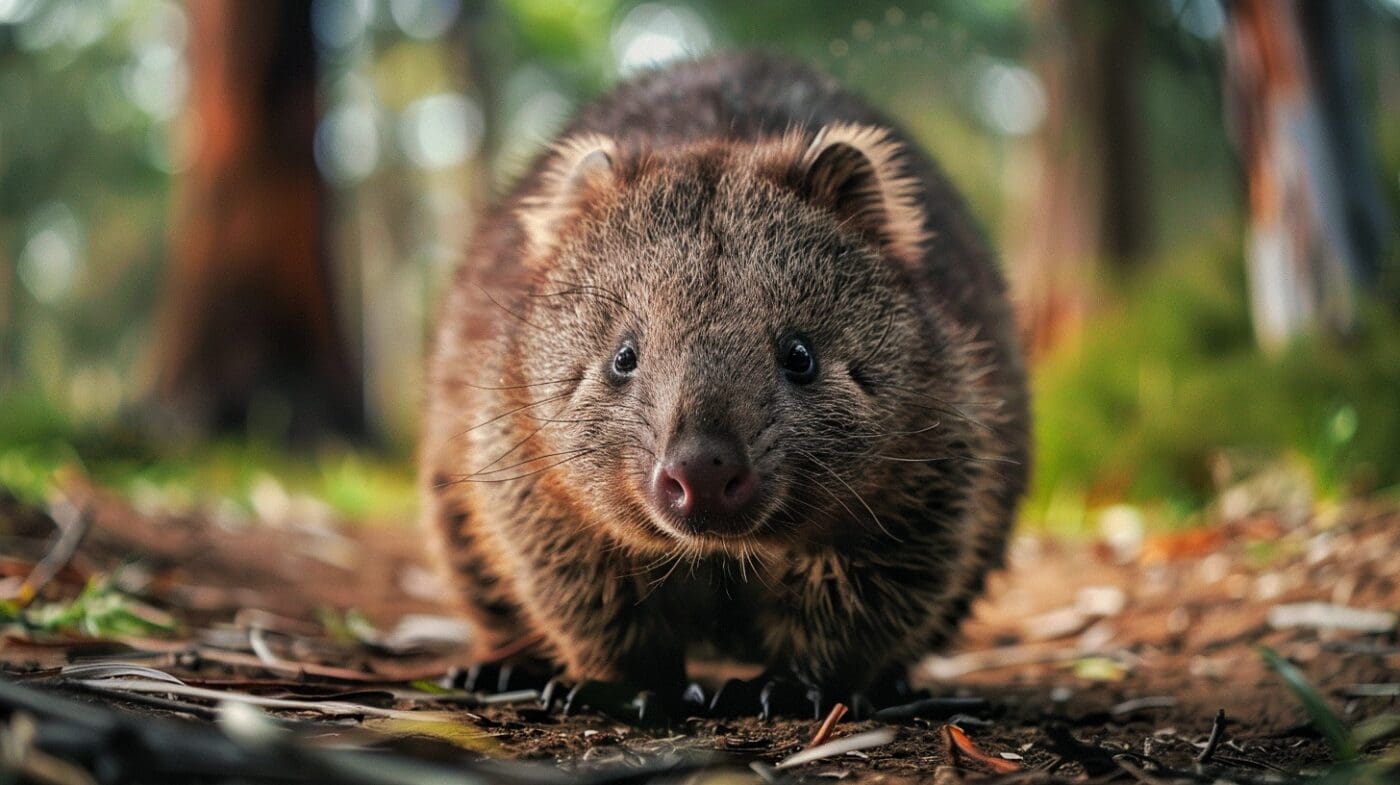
[807,702,848,748]
[1195,709,1228,765]
[16,497,90,608]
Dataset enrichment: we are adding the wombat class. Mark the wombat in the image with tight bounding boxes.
[422,53,1029,716]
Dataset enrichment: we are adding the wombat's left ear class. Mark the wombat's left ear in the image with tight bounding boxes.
[517,134,617,262]
[793,123,928,265]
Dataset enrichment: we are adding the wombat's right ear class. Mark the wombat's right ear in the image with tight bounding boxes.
[791,123,928,266]
[517,134,616,262]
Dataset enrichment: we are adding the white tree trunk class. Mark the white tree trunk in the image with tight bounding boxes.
[1225,0,1359,352]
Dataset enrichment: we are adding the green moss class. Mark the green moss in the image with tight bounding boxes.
[1029,242,1400,530]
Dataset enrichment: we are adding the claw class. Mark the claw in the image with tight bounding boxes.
[757,678,811,720]
[708,677,762,717]
[462,662,500,693]
[540,677,684,726]
[632,690,669,727]
[760,668,901,719]
[495,663,551,692]
[495,664,517,693]
[563,679,640,717]
[846,692,877,721]
[540,677,569,711]
[804,684,827,721]
[681,682,709,715]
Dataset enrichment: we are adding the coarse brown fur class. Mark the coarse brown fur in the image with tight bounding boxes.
[421,53,1030,699]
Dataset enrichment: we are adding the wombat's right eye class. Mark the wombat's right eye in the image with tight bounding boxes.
[781,336,819,385]
[610,342,638,380]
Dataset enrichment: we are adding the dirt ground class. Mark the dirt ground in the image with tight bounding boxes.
[2,479,1398,783]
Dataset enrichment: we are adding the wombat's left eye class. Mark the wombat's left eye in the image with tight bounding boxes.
[781,337,818,384]
[611,342,638,379]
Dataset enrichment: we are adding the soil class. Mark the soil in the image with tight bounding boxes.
[2,480,1398,783]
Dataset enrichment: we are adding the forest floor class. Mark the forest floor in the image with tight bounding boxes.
[1,476,1398,784]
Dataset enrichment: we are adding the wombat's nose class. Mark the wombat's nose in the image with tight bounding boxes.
[651,435,760,526]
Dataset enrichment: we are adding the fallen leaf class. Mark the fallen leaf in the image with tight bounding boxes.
[1140,529,1225,563]
[941,724,1020,774]
[1069,656,1128,682]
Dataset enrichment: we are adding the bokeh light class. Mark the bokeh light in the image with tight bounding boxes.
[611,3,711,75]
[316,100,382,185]
[1172,0,1225,40]
[973,59,1046,138]
[399,92,482,170]
[388,0,460,41]
[0,0,38,25]
[498,65,571,183]
[122,39,186,121]
[17,202,83,306]
[312,0,374,52]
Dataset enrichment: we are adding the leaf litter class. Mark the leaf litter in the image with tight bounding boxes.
[2,479,1399,783]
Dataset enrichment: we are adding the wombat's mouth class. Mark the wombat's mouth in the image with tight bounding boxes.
[644,502,772,547]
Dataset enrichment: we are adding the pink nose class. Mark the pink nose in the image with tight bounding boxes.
[650,435,760,528]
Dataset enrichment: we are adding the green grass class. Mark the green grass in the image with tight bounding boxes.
[1261,646,1400,781]
[2,577,180,639]
[1028,242,1400,531]
[0,386,417,523]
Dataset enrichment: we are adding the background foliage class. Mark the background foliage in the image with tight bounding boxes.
[0,0,1396,529]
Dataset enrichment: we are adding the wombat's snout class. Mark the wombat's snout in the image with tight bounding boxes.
[649,434,760,532]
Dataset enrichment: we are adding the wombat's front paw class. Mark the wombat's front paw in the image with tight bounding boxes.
[763,667,916,720]
[706,675,766,717]
[540,677,691,727]
[705,671,869,720]
[453,660,554,693]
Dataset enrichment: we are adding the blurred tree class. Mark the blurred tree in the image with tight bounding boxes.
[1222,0,1389,351]
[1009,0,1152,357]
[460,1,508,202]
[1297,1,1393,287]
[153,0,363,441]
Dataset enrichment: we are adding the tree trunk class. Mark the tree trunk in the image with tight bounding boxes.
[153,1,363,441]
[1222,0,1367,352]
[1009,0,1150,357]
[1295,0,1390,286]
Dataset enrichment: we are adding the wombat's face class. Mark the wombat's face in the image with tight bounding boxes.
[512,126,940,554]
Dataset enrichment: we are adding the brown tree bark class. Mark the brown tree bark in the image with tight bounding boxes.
[1009,0,1151,358]
[1222,0,1369,351]
[154,1,362,441]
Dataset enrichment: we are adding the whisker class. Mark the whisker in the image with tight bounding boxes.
[787,474,864,537]
[643,552,687,597]
[873,453,1021,466]
[458,376,583,392]
[621,546,682,580]
[469,424,547,476]
[467,447,592,478]
[878,383,997,432]
[845,420,944,440]
[794,448,903,543]
[809,448,1021,467]
[448,450,595,484]
[530,284,638,321]
[477,284,550,332]
[525,415,651,429]
[451,392,570,440]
